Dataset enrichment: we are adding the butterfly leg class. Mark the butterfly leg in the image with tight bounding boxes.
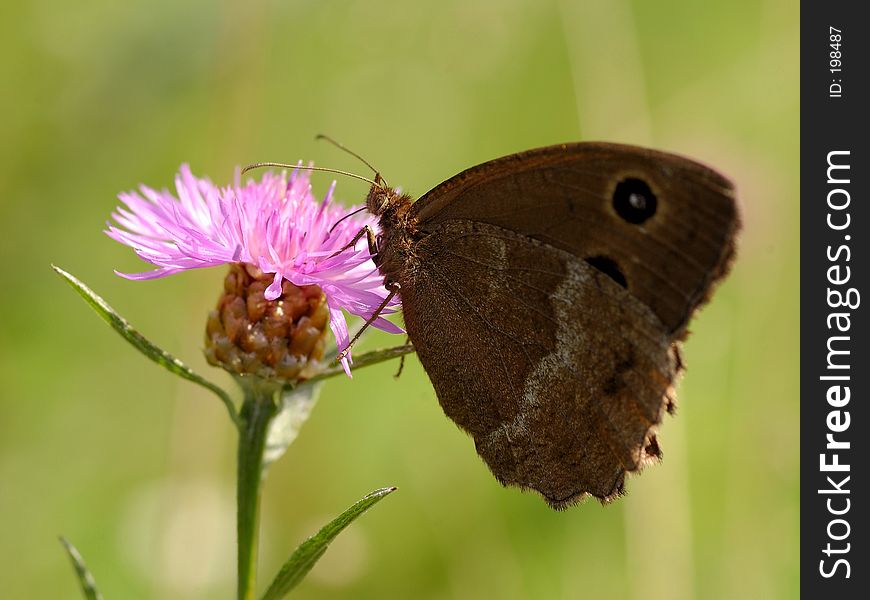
[336,281,401,362]
[394,335,411,378]
[327,225,379,260]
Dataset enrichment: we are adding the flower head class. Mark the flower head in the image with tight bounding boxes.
[106,164,402,376]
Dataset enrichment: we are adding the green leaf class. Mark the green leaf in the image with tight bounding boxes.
[52,265,239,427]
[260,487,397,600]
[299,343,415,386]
[262,383,323,473]
[59,537,103,600]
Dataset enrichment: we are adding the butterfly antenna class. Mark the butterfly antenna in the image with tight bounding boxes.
[315,134,389,187]
[241,162,383,188]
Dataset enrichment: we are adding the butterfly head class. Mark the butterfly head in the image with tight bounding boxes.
[365,175,413,222]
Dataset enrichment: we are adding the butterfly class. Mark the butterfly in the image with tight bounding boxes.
[326,141,737,508]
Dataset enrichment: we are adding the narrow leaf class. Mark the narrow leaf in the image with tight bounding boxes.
[262,383,323,472]
[299,343,415,386]
[260,487,397,600]
[52,265,239,426]
[59,537,103,600]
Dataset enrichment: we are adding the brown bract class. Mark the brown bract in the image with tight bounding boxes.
[205,264,329,383]
[368,142,739,508]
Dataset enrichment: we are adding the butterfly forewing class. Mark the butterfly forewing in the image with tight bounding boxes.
[411,142,738,335]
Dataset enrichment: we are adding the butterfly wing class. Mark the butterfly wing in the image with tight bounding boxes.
[411,142,738,335]
[399,220,678,507]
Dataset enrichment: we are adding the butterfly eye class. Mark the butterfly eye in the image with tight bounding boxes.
[612,178,657,224]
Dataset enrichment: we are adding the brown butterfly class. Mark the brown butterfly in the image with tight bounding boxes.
[345,142,738,508]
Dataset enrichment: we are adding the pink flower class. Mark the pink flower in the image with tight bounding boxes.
[106,164,402,374]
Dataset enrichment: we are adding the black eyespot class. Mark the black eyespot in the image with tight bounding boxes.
[584,255,627,288]
[613,178,657,224]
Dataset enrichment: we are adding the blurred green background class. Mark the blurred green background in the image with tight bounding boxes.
[0,0,797,598]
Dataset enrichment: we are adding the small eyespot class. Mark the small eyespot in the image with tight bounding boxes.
[613,178,657,224]
[584,255,628,288]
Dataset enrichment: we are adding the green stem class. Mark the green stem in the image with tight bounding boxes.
[237,380,279,600]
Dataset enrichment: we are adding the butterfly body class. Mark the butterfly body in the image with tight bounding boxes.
[365,142,738,508]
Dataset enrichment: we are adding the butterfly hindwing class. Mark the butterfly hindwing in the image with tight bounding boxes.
[399,220,677,507]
